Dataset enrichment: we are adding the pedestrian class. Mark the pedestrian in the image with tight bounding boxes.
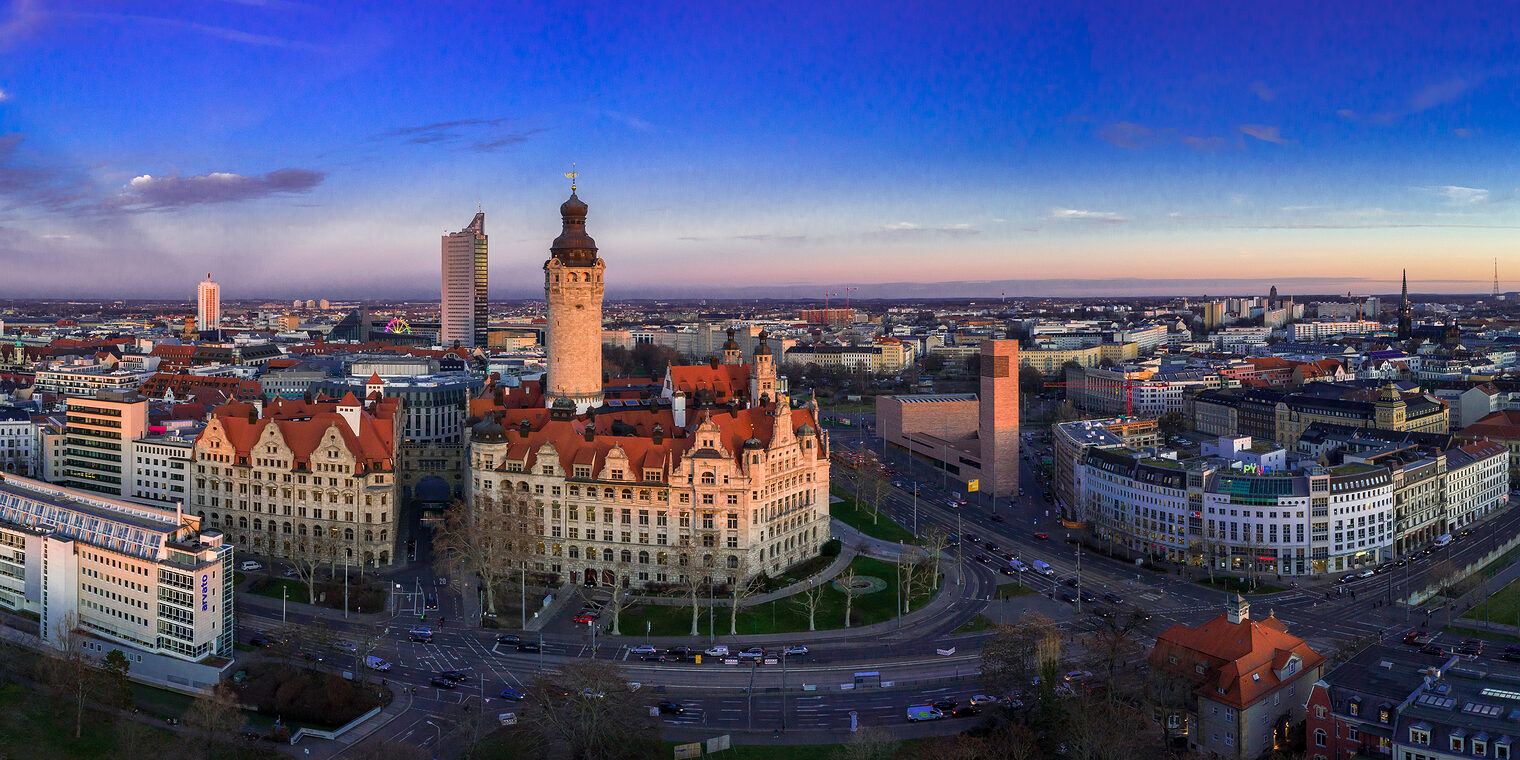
[1351,591,1356,601]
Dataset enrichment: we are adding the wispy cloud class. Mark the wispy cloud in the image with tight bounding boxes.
[379,118,542,152]
[1237,124,1289,144]
[0,88,8,102]
[68,11,325,51]
[0,133,94,212]
[1097,121,1233,152]
[734,233,807,243]
[109,168,324,210]
[0,0,47,51]
[1250,80,1276,102]
[1428,185,1490,205]
[1046,208,1128,224]
[874,221,980,237]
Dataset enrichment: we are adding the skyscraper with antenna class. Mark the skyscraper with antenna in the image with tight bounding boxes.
[1494,258,1500,299]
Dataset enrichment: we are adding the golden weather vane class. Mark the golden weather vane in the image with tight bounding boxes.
[565,162,578,192]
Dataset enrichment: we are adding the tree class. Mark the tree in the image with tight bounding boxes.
[838,564,860,628]
[978,612,1060,699]
[100,648,132,708]
[831,726,900,760]
[1082,608,1150,703]
[922,529,950,590]
[186,683,242,759]
[433,490,537,618]
[1018,362,1044,397]
[898,546,929,613]
[677,565,707,637]
[1055,399,1082,422]
[46,612,97,740]
[518,660,660,760]
[792,578,827,631]
[289,534,332,605]
[861,466,892,525]
[1059,694,1155,760]
[921,354,945,373]
[728,575,763,636]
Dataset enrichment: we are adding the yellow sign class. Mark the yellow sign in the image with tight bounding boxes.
[967,479,979,492]
[674,742,703,759]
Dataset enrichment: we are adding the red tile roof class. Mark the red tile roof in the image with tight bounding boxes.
[664,363,749,400]
[200,395,400,473]
[138,372,263,402]
[1149,607,1324,710]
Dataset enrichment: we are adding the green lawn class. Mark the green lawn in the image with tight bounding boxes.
[1464,577,1520,625]
[1444,624,1520,644]
[829,487,921,545]
[994,582,1034,599]
[1194,577,1287,595]
[1479,545,1520,580]
[247,577,310,603]
[617,556,939,637]
[954,614,999,633]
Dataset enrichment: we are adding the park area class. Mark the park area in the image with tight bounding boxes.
[829,487,922,544]
[1463,577,1520,627]
[616,556,941,637]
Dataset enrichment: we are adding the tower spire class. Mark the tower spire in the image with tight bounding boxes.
[565,162,578,193]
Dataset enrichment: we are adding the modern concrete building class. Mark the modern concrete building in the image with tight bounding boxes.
[876,340,1019,495]
[61,389,149,497]
[129,431,197,509]
[0,407,36,478]
[441,211,488,348]
[0,473,234,687]
[196,273,220,332]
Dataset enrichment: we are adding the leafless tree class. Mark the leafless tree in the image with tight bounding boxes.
[922,528,951,589]
[792,578,827,631]
[517,659,660,760]
[45,612,96,740]
[728,574,763,635]
[289,535,332,605]
[185,683,242,759]
[347,742,431,760]
[838,564,860,628]
[433,490,538,617]
[1060,694,1156,760]
[831,725,900,760]
[1082,607,1150,703]
[978,612,1061,699]
[861,466,892,526]
[898,546,929,613]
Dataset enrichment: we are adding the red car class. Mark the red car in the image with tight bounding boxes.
[573,613,596,624]
[1033,532,1049,540]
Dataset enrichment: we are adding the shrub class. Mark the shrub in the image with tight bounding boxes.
[821,539,842,557]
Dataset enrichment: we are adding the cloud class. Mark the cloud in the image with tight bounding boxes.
[1408,77,1477,113]
[0,133,94,211]
[111,168,324,210]
[1336,109,1357,120]
[733,233,807,243]
[1453,128,1475,138]
[67,11,324,51]
[1181,135,1228,151]
[1046,208,1128,224]
[1250,80,1276,102]
[1237,124,1289,144]
[380,118,542,152]
[1425,185,1490,205]
[0,88,7,102]
[874,221,980,237]
[0,0,47,51]
[1096,122,1160,150]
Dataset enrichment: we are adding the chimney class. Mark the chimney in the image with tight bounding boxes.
[584,424,595,442]
[709,355,720,369]
[519,419,531,438]
[247,405,258,424]
[728,399,739,417]
[652,424,664,445]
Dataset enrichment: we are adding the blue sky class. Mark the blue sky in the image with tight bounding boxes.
[2,0,1518,299]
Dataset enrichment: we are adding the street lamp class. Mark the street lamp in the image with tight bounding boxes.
[282,585,288,623]
[425,720,442,748]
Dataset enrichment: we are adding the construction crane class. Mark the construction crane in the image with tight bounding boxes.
[844,286,858,310]
[1041,380,1136,416]
[824,292,840,310]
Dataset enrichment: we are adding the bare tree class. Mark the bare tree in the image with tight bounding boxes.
[186,683,242,759]
[1060,694,1155,760]
[831,725,901,760]
[898,546,929,613]
[728,575,763,636]
[350,622,390,684]
[837,564,862,628]
[518,659,660,760]
[862,466,892,525]
[289,535,331,605]
[792,578,827,631]
[1082,608,1149,703]
[922,529,951,589]
[433,491,536,617]
[978,612,1061,699]
[46,612,96,740]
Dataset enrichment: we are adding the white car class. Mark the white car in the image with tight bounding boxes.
[629,645,657,655]
[238,561,262,571]
[784,645,809,656]
[969,694,996,706]
[705,645,729,657]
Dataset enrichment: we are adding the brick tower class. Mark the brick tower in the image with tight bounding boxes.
[978,340,1020,495]
[544,179,605,413]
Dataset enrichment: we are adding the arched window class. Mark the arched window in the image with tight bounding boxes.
[621,549,632,563]
[364,530,374,542]
[701,472,716,485]
[639,551,649,564]
[241,517,250,529]
[621,489,633,500]
[602,548,614,562]
[282,521,291,534]
[703,553,713,567]
[344,528,355,541]
[727,555,739,568]
[1313,729,1327,748]
[569,546,580,559]
[380,529,387,542]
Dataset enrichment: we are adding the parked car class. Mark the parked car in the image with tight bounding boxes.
[238,561,262,571]
[639,653,668,662]
[334,640,357,653]
[969,694,996,706]
[249,634,272,647]
[951,705,981,718]
[705,646,730,657]
[667,646,693,658]
[498,687,525,700]
[365,656,392,671]
[629,645,657,655]
[930,699,959,712]
[1104,593,1124,604]
[1033,532,1048,540]
[573,612,597,624]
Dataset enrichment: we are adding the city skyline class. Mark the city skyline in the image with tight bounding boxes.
[3,1,1520,298]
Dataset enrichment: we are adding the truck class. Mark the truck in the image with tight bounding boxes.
[1031,560,1054,575]
[906,705,944,722]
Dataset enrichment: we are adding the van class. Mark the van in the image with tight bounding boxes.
[238,561,262,571]
[365,656,392,671]
[906,705,944,722]
[1434,534,1454,548]
[1009,559,1027,572]
[1031,560,1054,575]
[704,645,729,657]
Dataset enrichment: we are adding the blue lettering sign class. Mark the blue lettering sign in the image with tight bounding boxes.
[200,573,209,611]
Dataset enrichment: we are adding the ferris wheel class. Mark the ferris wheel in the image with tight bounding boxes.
[385,318,412,334]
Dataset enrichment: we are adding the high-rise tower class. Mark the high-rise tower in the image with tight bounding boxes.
[196,273,220,332]
[543,177,605,413]
[1397,269,1413,341]
[978,340,1020,495]
[441,212,488,348]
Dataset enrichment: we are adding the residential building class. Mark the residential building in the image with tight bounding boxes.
[35,364,155,398]
[0,473,234,688]
[129,431,197,508]
[1050,417,1158,521]
[1151,596,1325,760]
[441,211,488,348]
[62,389,149,497]
[1018,342,1139,375]
[1292,321,1381,342]
[0,408,36,477]
[191,393,402,567]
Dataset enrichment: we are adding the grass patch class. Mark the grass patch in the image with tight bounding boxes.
[1478,545,1520,580]
[954,614,999,633]
[1444,624,1520,644]
[994,582,1035,599]
[246,577,386,613]
[1464,577,1520,625]
[1195,577,1286,595]
[829,487,921,545]
[618,556,939,637]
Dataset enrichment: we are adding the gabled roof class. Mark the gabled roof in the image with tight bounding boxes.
[1150,609,1324,710]
[199,395,400,473]
[664,363,749,400]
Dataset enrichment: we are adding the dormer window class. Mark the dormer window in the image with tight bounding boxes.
[1348,698,1360,717]
[1410,727,1430,746]
[1378,706,1391,724]
[1452,732,1466,753]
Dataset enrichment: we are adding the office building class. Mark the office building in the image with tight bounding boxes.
[61,390,149,497]
[441,211,488,348]
[196,273,220,332]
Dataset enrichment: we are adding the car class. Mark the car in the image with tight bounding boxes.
[409,627,433,643]
[498,687,525,700]
[667,646,693,657]
[930,699,959,712]
[657,700,684,715]
[282,568,299,578]
[736,651,763,662]
[516,642,541,653]
[984,543,999,552]
[1093,607,1113,619]
[947,500,961,508]
[425,595,438,609]
[238,560,262,571]
[573,613,597,624]
[1338,574,1356,584]
[440,670,470,682]
[629,645,657,655]
[1080,591,1097,604]
[965,534,980,543]
[334,640,357,652]
[1009,559,1027,572]
[1503,652,1520,663]
[1064,577,1078,587]
[429,676,457,689]
[1033,532,1049,540]
[639,653,668,662]
[990,514,1004,523]
[1396,558,1408,566]
[976,555,992,564]
[580,689,606,699]
[1104,593,1124,604]
[496,634,521,645]
[1419,644,1448,657]
[742,646,766,655]
[1358,570,1375,578]
[1403,632,1434,647]
[1064,670,1093,682]
[300,649,325,662]
[950,706,981,718]
[1463,638,1486,648]
[249,634,272,647]
[1458,645,1483,657]
[365,656,392,671]
[1059,592,1078,604]
[999,566,1015,576]
[969,694,996,706]
[784,645,809,656]
[705,646,730,657]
